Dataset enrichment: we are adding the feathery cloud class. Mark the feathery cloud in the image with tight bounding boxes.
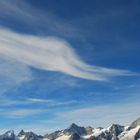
[0,28,136,81]
[0,56,31,94]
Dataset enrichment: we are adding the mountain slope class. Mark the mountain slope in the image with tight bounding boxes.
[0,117,140,140]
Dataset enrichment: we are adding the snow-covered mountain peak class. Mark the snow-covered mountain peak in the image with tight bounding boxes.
[5,130,15,137]
[0,117,140,140]
[64,123,87,136]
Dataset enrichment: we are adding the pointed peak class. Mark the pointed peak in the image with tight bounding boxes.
[20,129,25,133]
[6,130,14,133]
[64,123,87,136]
[18,129,25,135]
[110,124,119,128]
[109,124,124,128]
[5,130,14,134]
[4,130,15,137]
[69,123,79,128]
[108,124,124,130]
[111,123,118,126]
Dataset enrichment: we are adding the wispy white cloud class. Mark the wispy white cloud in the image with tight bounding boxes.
[26,98,76,106]
[57,102,140,128]
[0,28,136,81]
[6,102,138,134]
[0,108,47,118]
[0,98,76,107]
[0,56,31,94]
[0,0,80,39]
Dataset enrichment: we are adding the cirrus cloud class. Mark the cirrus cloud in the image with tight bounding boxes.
[0,27,136,81]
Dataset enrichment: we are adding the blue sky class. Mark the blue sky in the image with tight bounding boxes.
[0,0,140,134]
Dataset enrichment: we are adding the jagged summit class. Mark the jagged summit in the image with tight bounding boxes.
[18,130,25,137]
[5,130,15,137]
[109,124,124,134]
[0,117,140,140]
[64,123,87,135]
[69,123,78,128]
[108,124,125,140]
[17,130,42,140]
[0,130,16,140]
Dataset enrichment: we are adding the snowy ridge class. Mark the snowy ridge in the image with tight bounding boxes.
[55,134,71,140]
[119,125,140,140]
[0,117,140,140]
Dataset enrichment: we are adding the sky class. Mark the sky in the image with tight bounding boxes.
[0,0,140,135]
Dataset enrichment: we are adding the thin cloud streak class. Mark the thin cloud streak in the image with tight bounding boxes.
[0,28,136,81]
[0,0,80,39]
[57,102,140,127]
[0,98,76,107]
[0,108,47,118]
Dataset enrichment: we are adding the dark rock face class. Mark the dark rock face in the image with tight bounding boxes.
[128,117,140,130]
[17,130,25,137]
[85,127,93,135]
[44,123,88,140]
[69,133,81,140]
[88,136,95,140]
[87,124,124,140]
[92,132,111,140]
[0,117,140,140]
[109,124,124,140]
[44,130,62,140]
[0,130,16,140]
[134,128,140,140]
[18,130,42,140]
[64,123,87,136]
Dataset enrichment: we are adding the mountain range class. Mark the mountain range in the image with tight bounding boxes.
[0,117,140,140]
